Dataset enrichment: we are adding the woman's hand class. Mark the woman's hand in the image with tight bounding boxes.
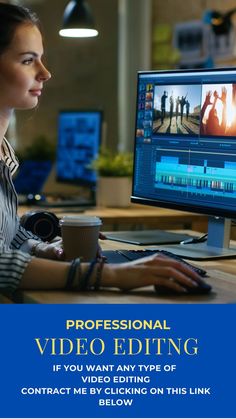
[220,86,227,104]
[101,253,203,293]
[97,232,107,258]
[34,233,107,261]
[204,91,212,107]
[34,238,65,260]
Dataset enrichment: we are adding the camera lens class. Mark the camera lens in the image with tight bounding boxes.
[20,211,60,241]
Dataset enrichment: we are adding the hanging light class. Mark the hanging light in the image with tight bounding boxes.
[59,0,98,38]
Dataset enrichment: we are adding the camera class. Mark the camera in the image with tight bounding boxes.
[20,211,60,242]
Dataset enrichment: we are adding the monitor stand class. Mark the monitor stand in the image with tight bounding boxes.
[149,216,236,260]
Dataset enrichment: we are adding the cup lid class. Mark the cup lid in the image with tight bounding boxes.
[59,215,102,227]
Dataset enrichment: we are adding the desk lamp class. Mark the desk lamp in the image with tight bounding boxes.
[59,0,98,38]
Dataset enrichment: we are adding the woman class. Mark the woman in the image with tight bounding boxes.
[0,2,204,296]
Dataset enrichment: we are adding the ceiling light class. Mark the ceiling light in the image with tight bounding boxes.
[59,0,98,38]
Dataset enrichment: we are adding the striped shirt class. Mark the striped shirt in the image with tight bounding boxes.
[0,138,41,295]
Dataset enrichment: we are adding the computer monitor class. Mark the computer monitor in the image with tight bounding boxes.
[56,110,102,190]
[14,160,52,196]
[131,68,236,260]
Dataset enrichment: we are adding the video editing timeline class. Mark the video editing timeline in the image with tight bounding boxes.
[134,70,236,214]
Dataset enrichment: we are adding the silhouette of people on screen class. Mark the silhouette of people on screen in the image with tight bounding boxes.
[225,84,236,135]
[186,100,190,120]
[161,91,168,124]
[169,92,174,124]
[201,88,227,136]
[175,96,180,121]
[179,95,187,124]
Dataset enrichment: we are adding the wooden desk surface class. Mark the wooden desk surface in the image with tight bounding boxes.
[18,204,205,221]
[19,237,236,305]
[18,204,208,231]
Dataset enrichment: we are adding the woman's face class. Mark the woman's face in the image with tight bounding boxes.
[0,23,51,111]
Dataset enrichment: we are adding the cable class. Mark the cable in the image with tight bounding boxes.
[180,233,208,245]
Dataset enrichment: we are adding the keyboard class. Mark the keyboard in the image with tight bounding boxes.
[102,249,207,277]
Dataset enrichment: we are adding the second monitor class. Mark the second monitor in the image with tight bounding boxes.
[54,110,102,207]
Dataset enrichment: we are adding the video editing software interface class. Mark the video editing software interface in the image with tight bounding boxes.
[56,111,102,186]
[132,68,236,218]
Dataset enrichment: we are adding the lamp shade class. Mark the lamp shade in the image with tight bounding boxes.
[59,0,98,38]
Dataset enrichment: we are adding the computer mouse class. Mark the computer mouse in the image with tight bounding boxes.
[154,279,212,295]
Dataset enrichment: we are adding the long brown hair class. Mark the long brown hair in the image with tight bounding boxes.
[0,2,41,55]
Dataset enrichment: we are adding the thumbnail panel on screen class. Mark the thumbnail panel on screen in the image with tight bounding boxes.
[201,83,236,137]
[153,84,201,135]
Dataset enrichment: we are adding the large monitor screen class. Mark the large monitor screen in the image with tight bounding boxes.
[131,68,236,259]
[56,110,102,185]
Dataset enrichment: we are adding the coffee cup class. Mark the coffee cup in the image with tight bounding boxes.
[59,215,102,261]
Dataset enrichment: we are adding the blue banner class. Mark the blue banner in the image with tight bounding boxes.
[0,304,235,418]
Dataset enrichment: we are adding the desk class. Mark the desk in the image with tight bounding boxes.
[17,237,236,305]
[19,204,208,232]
